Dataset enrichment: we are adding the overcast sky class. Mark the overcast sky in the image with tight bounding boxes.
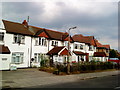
[1,0,119,50]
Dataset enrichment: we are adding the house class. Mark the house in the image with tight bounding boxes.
[0,19,111,70]
[1,19,70,69]
[72,34,97,62]
[0,45,11,70]
[93,39,110,62]
[1,20,35,70]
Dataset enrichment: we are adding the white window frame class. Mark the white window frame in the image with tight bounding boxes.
[64,41,68,47]
[80,44,83,50]
[51,40,58,46]
[74,44,78,49]
[0,32,4,42]
[13,34,25,44]
[89,45,93,51]
[12,52,24,64]
[35,37,47,46]
[34,53,46,63]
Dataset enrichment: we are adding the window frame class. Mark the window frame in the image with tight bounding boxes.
[13,34,25,44]
[80,44,83,50]
[51,40,58,46]
[0,32,4,42]
[12,52,24,64]
[35,37,47,46]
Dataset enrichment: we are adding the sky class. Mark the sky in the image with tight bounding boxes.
[0,0,119,50]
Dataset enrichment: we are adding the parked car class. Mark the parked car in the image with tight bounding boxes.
[108,58,120,69]
[108,58,120,63]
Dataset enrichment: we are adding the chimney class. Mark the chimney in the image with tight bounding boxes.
[22,20,28,28]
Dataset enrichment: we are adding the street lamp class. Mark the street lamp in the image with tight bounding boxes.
[67,26,77,74]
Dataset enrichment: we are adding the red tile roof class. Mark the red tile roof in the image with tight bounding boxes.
[72,34,96,46]
[0,45,10,54]
[95,39,110,49]
[73,51,88,55]
[2,20,34,36]
[94,52,107,57]
[2,20,69,40]
[47,46,70,55]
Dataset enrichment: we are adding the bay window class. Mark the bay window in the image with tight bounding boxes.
[35,37,47,46]
[12,52,24,64]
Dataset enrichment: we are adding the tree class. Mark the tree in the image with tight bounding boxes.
[109,49,118,58]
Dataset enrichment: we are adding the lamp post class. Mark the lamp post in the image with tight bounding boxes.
[67,26,77,74]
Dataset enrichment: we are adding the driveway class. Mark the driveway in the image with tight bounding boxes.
[1,68,55,88]
[2,68,55,80]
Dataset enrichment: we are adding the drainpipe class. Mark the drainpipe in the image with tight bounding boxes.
[30,36,33,67]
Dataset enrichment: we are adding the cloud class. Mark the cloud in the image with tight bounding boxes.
[1,1,118,50]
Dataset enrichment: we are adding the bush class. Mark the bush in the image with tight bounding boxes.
[56,64,67,72]
[70,65,78,72]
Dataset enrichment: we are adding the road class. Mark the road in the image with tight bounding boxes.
[31,74,120,89]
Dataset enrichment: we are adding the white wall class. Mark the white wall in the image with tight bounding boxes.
[0,54,11,70]
[49,40,64,51]
[72,42,86,53]
[93,57,108,62]
[31,37,49,67]
[4,32,31,68]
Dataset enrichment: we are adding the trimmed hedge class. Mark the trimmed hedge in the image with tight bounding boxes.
[55,61,115,73]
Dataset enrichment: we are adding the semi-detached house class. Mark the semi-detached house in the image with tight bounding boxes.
[0,20,110,70]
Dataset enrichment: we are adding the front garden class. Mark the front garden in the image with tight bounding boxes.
[39,60,118,75]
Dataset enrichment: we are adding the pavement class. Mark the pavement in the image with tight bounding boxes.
[0,68,120,89]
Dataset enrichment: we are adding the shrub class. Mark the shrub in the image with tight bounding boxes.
[57,64,67,72]
[70,65,78,72]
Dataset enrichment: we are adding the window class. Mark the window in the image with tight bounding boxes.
[106,49,109,53]
[89,45,93,51]
[51,41,58,46]
[81,56,84,61]
[13,34,25,44]
[0,32,4,42]
[34,53,46,63]
[64,41,68,47]
[35,37,47,46]
[74,44,78,49]
[80,44,83,49]
[12,53,24,64]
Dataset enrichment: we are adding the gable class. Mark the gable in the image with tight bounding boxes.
[38,31,49,38]
[59,48,69,55]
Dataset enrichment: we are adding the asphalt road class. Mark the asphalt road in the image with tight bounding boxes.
[31,74,120,89]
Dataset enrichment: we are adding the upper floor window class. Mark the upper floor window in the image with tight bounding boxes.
[13,34,25,44]
[80,44,83,50]
[64,41,68,47]
[51,41,58,46]
[0,32,4,42]
[12,52,24,64]
[74,44,78,49]
[106,49,109,53]
[35,37,47,46]
[89,45,93,51]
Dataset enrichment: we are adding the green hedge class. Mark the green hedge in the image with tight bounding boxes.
[56,61,115,73]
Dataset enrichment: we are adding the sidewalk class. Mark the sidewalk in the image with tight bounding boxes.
[1,69,120,88]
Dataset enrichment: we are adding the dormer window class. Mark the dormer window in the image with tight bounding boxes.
[13,34,25,44]
[0,32,4,42]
